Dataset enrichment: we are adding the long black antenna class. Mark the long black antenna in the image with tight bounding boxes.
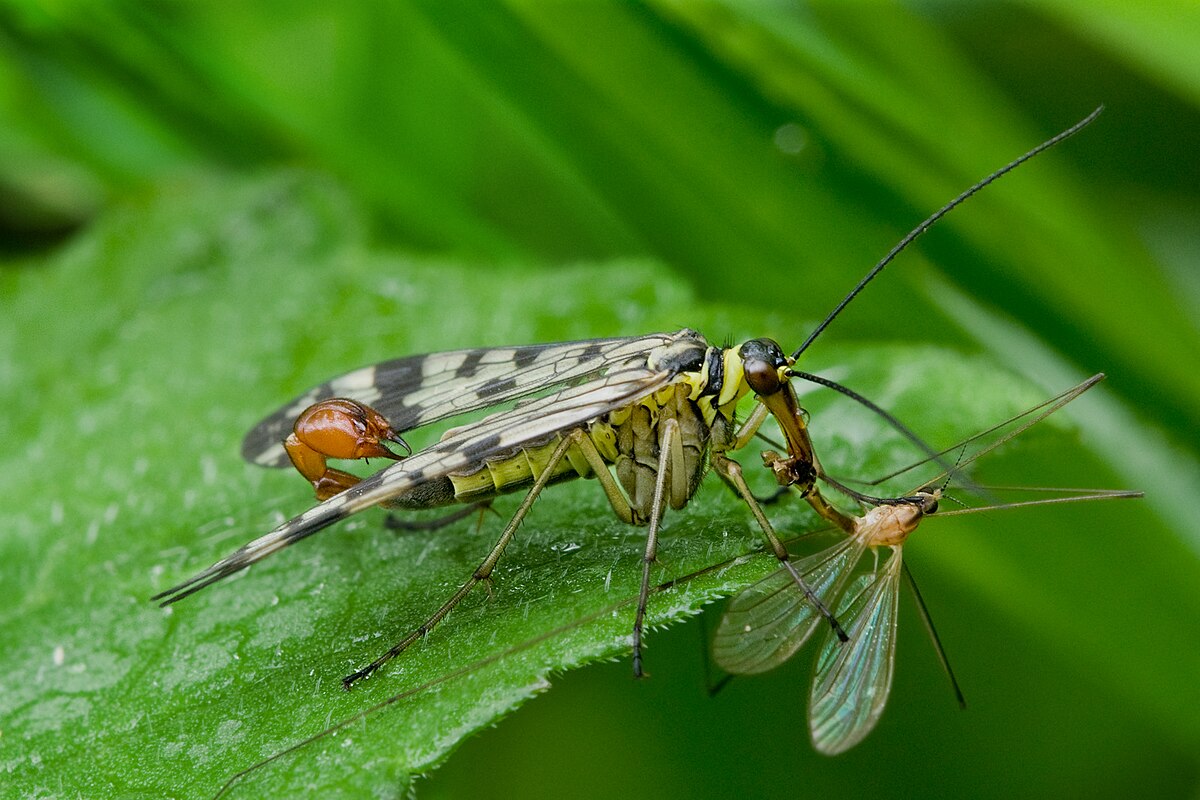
[788,368,991,503]
[791,106,1104,361]
[789,368,943,461]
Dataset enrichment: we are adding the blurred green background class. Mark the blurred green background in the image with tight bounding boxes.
[2,2,1198,798]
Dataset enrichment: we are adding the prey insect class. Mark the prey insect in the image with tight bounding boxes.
[152,109,1102,690]
[713,375,1142,755]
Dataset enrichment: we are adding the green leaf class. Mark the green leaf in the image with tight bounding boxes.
[3,4,1198,796]
[2,173,1193,799]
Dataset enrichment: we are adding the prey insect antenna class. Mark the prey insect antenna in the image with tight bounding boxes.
[902,560,966,709]
[790,106,1104,362]
[940,492,969,510]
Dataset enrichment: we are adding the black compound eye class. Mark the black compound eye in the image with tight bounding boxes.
[743,357,782,396]
[739,339,789,396]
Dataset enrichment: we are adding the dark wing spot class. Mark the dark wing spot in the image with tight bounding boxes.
[478,376,518,398]
[455,350,487,378]
[374,359,422,391]
[514,348,541,369]
[579,342,606,361]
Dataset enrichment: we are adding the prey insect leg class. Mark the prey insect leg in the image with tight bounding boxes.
[711,452,849,643]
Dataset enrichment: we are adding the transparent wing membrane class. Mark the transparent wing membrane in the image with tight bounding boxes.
[712,536,865,674]
[809,552,903,756]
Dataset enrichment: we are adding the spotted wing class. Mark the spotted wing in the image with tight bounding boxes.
[809,550,903,755]
[155,358,681,604]
[712,536,866,675]
[242,333,681,468]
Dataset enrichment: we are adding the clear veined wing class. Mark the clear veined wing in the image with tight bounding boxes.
[242,332,685,468]
[155,359,679,605]
[712,535,867,675]
[809,548,904,756]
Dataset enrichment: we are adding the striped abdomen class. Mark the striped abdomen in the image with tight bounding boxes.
[389,380,727,520]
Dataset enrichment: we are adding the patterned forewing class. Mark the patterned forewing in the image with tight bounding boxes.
[156,361,678,604]
[712,537,866,675]
[242,334,676,467]
[809,551,903,755]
